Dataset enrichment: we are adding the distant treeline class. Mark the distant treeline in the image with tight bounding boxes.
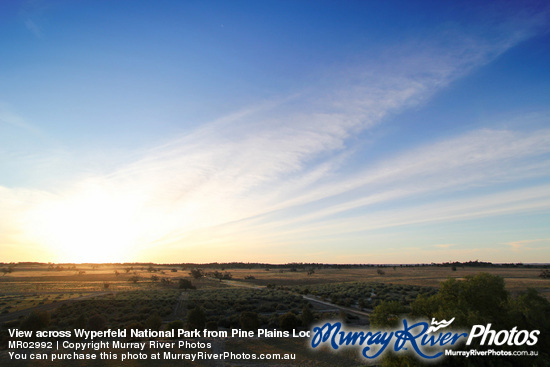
[4,260,550,269]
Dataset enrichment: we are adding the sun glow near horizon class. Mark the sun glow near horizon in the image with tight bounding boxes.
[25,185,146,263]
[1,1,550,264]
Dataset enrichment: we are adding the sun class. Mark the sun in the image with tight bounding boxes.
[27,186,140,263]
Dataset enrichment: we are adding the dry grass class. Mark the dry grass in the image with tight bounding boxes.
[224,266,550,299]
[0,263,548,366]
[1,264,548,303]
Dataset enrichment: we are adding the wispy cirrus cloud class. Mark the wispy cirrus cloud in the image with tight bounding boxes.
[238,127,550,232]
[434,244,455,249]
[1,13,549,262]
[23,18,42,38]
[504,238,550,250]
[0,104,44,136]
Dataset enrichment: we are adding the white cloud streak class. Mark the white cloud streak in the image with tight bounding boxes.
[1,15,549,262]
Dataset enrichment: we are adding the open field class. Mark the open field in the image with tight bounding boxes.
[1,263,548,328]
[1,263,549,366]
[1,263,549,300]
[211,266,550,299]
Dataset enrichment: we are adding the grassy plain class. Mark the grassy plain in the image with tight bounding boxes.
[0,263,548,366]
[1,263,548,304]
[224,266,550,298]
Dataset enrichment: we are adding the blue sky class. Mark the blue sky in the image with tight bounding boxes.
[1,0,549,263]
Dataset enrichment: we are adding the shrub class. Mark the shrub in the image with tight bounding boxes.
[20,311,50,331]
[189,269,203,279]
[125,321,144,336]
[178,279,195,289]
[279,312,300,332]
[205,321,218,330]
[166,320,184,339]
[145,314,162,330]
[186,306,206,330]
[240,311,260,331]
[301,305,315,327]
[72,314,87,329]
[87,314,107,331]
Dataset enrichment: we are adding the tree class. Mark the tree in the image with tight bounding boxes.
[407,273,550,366]
[370,301,407,328]
[460,273,508,324]
[189,269,204,279]
[410,273,509,327]
[510,288,550,328]
[509,288,550,355]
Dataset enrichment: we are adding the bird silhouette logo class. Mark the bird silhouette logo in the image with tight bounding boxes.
[427,318,456,333]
